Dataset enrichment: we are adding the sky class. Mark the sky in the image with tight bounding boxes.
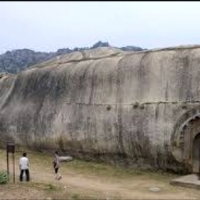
[0,1,200,54]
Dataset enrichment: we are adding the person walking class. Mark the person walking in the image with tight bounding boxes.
[19,152,30,182]
[53,151,62,180]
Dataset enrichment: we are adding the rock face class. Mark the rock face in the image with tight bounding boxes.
[1,46,200,173]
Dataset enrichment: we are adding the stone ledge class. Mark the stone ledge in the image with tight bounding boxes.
[170,174,200,190]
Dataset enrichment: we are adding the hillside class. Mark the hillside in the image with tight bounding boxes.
[0,41,144,74]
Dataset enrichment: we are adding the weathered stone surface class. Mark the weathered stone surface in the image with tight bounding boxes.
[59,156,73,162]
[1,46,200,173]
[170,174,200,189]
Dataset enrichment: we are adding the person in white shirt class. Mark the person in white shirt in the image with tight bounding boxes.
[19,152,30,181]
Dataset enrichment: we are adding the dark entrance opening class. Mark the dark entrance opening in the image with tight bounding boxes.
[192,133,200,175]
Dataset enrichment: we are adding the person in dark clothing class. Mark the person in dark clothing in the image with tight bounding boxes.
[53,151,62,180]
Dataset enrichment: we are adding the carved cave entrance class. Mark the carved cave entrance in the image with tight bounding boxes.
[172,112,200,174]
[192,133,200,173]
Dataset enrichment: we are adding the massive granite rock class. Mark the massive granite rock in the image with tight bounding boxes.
[1,46,200,173]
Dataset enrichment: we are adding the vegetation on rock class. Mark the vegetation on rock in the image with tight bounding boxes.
[0,41,144,74]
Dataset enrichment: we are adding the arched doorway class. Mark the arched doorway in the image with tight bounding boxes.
[171,109,200,173]
[192,133,200,174]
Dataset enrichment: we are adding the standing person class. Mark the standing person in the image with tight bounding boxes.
[53,151,62,180]
[19,152,30,182]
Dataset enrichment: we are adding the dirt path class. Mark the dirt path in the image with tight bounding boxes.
[1,152,200,199]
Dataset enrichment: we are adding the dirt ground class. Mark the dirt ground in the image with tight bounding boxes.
[1,149,200,199]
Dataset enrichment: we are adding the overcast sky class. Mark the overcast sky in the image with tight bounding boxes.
[1,1,200,54]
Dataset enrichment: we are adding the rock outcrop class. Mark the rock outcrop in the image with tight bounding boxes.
[1,46,200,173]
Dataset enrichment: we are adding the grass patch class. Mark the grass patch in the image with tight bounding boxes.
[71,193,80,200]
[64,159,177,181]
[29,182,59,191]
[0,148,200,200]
[45,183,58,191]
[0,148,177,182]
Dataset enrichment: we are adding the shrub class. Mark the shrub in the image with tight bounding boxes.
[0,170,9,184]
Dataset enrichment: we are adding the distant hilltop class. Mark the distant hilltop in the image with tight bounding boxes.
[0,41,145,74]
